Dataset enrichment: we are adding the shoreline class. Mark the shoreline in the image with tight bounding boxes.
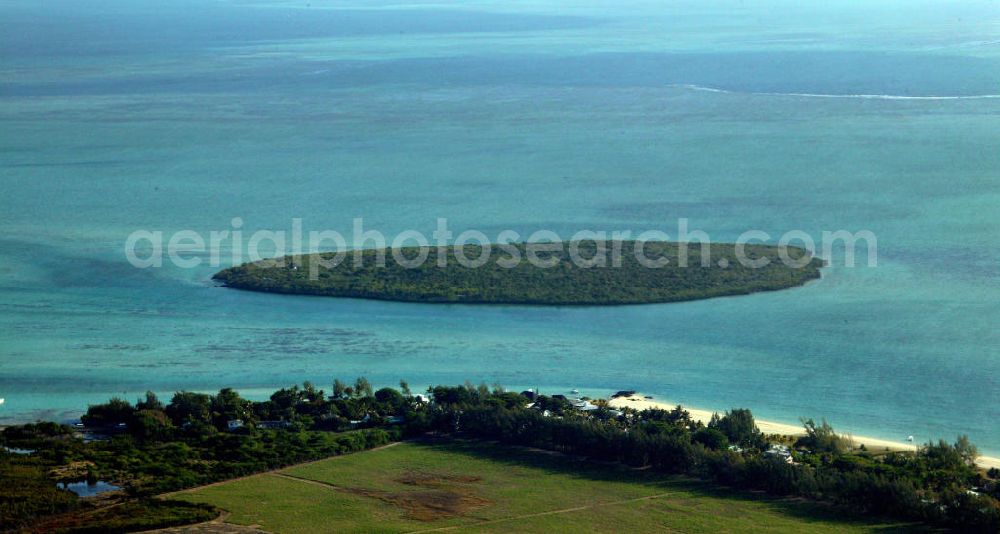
[3,389,997,470]
[607,394,1000,470]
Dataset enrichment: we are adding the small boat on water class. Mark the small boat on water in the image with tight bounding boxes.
[0,398,5,406]
[570,389,579,394]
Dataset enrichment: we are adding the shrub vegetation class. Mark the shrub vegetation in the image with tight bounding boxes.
[213,241,823,305]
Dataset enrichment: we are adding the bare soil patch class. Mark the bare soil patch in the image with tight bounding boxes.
[396,470,483,487]
[278,469,492,522]
[352,487,492,522]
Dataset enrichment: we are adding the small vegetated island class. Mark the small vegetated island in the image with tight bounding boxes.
[213,241,822,305]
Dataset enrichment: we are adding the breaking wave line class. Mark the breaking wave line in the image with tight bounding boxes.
[668,84,1000,100]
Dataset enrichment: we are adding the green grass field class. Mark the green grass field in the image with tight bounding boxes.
[174,440,927,533]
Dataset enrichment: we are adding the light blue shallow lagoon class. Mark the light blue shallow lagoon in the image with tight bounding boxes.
[1,0,998,454]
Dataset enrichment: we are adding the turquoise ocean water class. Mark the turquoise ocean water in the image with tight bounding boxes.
[1,0,999,453]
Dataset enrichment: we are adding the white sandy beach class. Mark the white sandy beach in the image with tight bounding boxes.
[607,394,1000,470]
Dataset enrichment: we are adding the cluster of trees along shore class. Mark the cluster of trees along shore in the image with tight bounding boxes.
[2,379,999,532]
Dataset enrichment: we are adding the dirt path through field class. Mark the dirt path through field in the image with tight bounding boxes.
[400,491,683,533]
[141,512,268,533]
[158,440,684,533]
[269,470,683,534]
[159,441,404,499]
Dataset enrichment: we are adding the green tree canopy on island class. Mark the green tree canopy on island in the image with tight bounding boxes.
[213,241,823,306]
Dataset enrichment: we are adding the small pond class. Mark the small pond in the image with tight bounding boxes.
[57,480,121,497]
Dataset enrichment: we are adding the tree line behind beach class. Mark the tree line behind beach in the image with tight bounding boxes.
[2,379,998,532]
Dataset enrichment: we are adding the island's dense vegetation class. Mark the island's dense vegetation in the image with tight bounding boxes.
[213,241,823,305]
[3,379,997,532]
